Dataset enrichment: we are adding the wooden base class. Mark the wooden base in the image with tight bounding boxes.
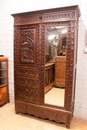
[15,100,71,128]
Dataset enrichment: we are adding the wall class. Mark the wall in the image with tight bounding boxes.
[0,0,87,120]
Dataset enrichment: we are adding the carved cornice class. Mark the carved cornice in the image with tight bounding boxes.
[14,10,76,25]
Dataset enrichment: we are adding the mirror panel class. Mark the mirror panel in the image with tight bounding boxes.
[44,26,67,107]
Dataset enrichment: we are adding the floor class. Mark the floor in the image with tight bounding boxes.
[0,103,87,130]
[45,87,64,106]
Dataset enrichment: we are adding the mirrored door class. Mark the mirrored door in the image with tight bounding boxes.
[43,24,67,107]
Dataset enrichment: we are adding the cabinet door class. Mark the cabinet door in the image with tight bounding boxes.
[14,24,44,104]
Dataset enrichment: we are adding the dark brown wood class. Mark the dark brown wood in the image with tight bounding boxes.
[12,5,80,128]
[0,56,9,105]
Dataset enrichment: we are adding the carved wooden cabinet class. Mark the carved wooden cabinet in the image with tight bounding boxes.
[0,56,9,105]
[12,5,80,128]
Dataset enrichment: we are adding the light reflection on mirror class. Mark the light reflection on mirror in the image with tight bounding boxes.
[44,26,67,107]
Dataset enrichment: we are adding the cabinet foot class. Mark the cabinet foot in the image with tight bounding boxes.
[16,111,19,114]
[66,124,70,129]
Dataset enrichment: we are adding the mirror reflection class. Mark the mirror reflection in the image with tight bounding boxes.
[44,26,67,107]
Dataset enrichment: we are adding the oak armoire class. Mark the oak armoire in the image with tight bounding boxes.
[12,5,80,128]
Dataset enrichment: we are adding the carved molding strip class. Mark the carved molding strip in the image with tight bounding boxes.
[15,67,39,78]
[15,77,39,86]
[42,11,75,20]
[14,11,75,24]
[15,15,40,24]
[65,21,75,110]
